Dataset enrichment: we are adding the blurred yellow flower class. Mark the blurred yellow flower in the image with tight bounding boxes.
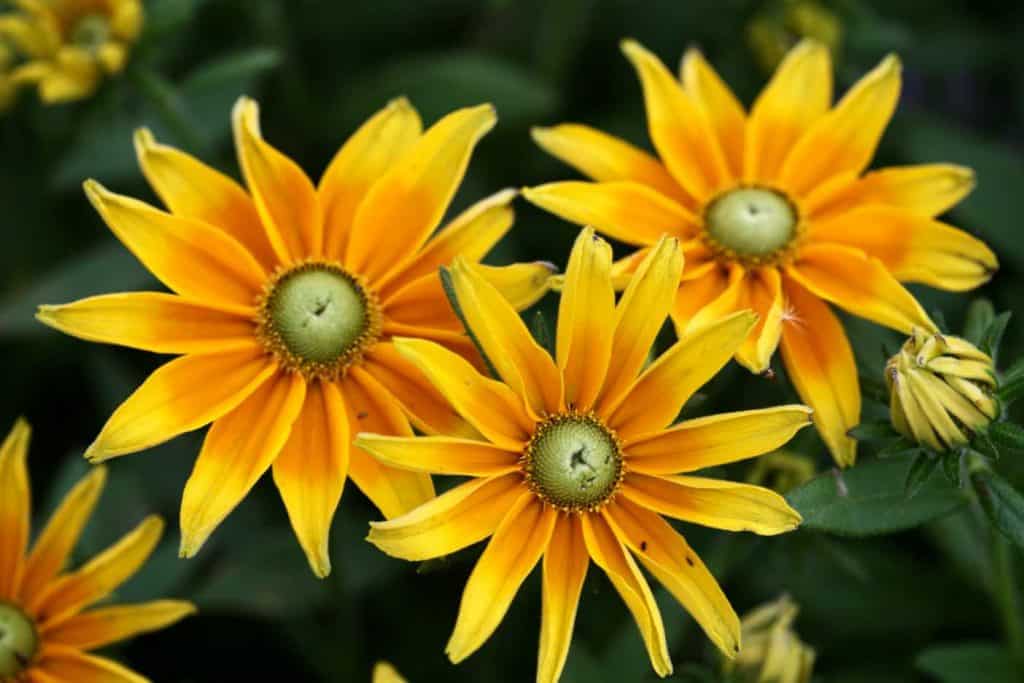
[0,419,194,682]
[38,96,551,579]
[887,328,999,451]
[748,0,842,73]
[746,450,816,494]
[373,661,408,683]
[526,38,997,468]
[0,0,142,103]
[729,595,814,683]
[0,40,17,110]
[358,229,810,682]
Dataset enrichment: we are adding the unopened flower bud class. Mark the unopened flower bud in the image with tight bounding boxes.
[886,328,999,451]
[728,595,814,683]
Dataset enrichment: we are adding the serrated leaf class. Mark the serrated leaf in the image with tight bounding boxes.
[786,457,968,537]
[963,299,995,346]
[972,470,1024,549]
[988,422,1024,453]
[906,452,940,499]
[848,420,899,442]
[916,642,1018,683]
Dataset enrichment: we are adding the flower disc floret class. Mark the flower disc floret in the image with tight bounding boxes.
[0,602,38,678]
[704,187,799,265]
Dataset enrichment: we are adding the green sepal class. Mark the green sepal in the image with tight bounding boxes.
[972,428,1001,461]
[438,266,500,379]
[963,298,995,346]
[972,469,1024,550]
[987,422,1024,454]
[941,450,964,487]
[981,311,1011,363]
[906,452,940,499]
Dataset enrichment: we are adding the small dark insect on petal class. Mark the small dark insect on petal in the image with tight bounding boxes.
[640,541,648,551]
[685,556,695,567]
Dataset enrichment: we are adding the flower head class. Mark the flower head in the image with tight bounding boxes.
[886,328,999,451]
[0,419,193,682]
[0,39,19,111]
[0,0,142,103]
[357,229,811,682]
[38,96,552,577]
[525,38,997,467]
[728,595,814,683]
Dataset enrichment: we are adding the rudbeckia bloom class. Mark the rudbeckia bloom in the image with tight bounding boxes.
[38,97,551,577]
[358,229,811,681]
[525,39,997,466]
[0,0,142,103]
[0,40,18,111]
[0,419,194,682]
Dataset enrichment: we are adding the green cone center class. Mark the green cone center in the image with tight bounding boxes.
[527,416,622,509]
[705,187,797,257]
[0,602,37,677]
[267,266,369,365]
[71,14,111,50]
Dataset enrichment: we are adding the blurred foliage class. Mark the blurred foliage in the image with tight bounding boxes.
[2,0,1024,681]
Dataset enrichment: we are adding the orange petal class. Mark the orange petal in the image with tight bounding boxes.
[680,263,746,334]
[669,263,732,335]
[0,419,30,601]
[805,164,975,220]
[735,268,784,373]
[272,380,349,578]
[354,434,518,477]
[382,272,462,331]
[680,48,746,178]
[32,645,149,683]
[779,277,859,466]
[179,372,306,558]
[538,514,589,683]
[319,98,422,261]
[342,368,435,519]
[42,600,195,650]
[233,97,321,261]
[133,128,277,269]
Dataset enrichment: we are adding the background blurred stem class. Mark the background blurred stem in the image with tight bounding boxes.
[993,534,1024,668]
[128,67,206,152]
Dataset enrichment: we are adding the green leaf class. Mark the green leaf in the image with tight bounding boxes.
[999,375,1024,407]
[877,437,920,460]
[530,310,554,355]
[906,452,941,499]
[982,311,1011,363]
[141,0,207,41]
[942,450,964,487]
[787,457,968,536]
[973,470,1024,549]
[848,420,899,442]
[916,642,1019,683]
[988,422,1024,454]
[963,299,995,346]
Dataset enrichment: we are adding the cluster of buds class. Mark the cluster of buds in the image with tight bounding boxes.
[886,328,999,452]
[727,595,814,683]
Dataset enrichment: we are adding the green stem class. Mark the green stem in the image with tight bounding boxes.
[128,67,206,152]
[993,534,1024,668]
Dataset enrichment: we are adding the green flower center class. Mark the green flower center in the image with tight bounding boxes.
[524,414,623,511]
[705,187,798,259]
[0,602,37,678]
[71,14,111,51]
[259,262,380,379]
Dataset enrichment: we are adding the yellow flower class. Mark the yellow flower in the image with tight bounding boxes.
[728,595,814,683]
[886,328,999,451]
[0,0,142,103]
[373,661,407,683]
[525,39,997,467]
[0,419,194,683]
[37,96,551,578]
[357,229,811,682]
[747,0,842,73]
[0,40,17,111]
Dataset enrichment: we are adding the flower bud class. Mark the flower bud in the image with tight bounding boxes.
[886,328,999,451]
[728,595,814,683]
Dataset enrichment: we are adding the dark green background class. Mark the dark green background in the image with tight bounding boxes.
[2,0,1023,681]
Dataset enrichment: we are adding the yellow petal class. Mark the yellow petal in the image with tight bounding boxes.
[778,277,859,466]
[378,188,516,298]
[109,0,143,40]
[806,164,975,220]
[786,243,936,334]
[0,419,30,601]
[381,321,483,369]
[346,104,497,284]
[342,368,435,519]
[363,342,476,437]
[272,380,349,578]
[355,433,517,477]
[448,258,563,416]
[96,43,126,75]
[133,128,277,269]
[367,473,523,561]
[621,39,732,201]
[596,236,684,415]
[670,264,732,335]
[83,180,266,310]
[42,600,195,650]
[86,348,276,462]
[33,646,148,683]
[779,55,901,197]
[523,180,699,246]
[680,48,746,177]
[233,97,321,261]
[319,97,422,262]
[393,338,532,450]
[557,228,616,411]
[622,473,801,534]
[603,500,740,658]
[20,467,106,608]
[624,406,813,474]
[179,373,306,558]
[810,207,997,291]
[538,514,589,683]
[372,662,408,683]
[606,310,757,440]
[34,516,163,623]
[530,123,686,203]
[36,292,256,355]
[447,494,556,663]
[745,40,832,183]
[681,264,747,334]
[472,261,556,311]
[580,512,672,676]
[735,268,784,374]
